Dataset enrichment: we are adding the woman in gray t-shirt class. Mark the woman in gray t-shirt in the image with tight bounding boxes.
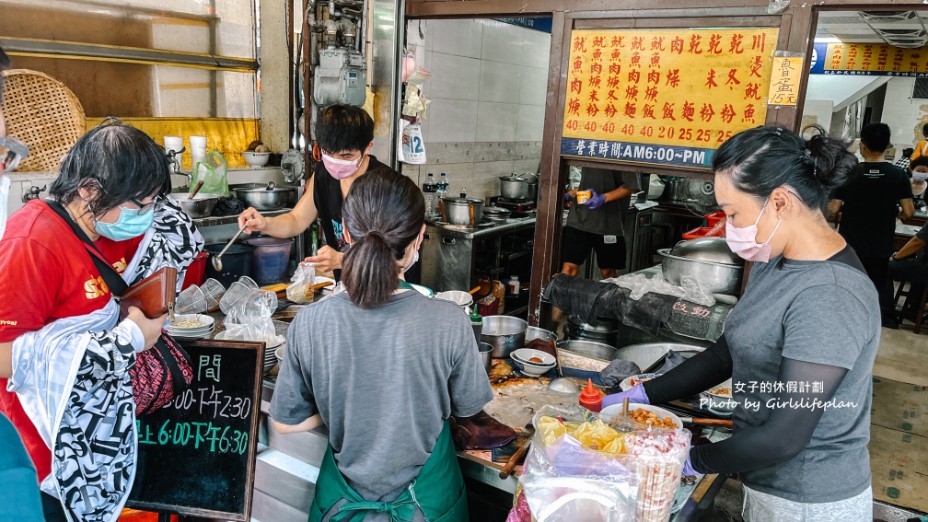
[270,169,492,522]
[606,126,879,521]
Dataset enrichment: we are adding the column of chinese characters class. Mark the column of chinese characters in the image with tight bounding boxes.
[846,44,858,70]
[831,45,844,71]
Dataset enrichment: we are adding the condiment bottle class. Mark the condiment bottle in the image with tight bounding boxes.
[469,308,482,344]
[578,378,603,413]
[507,275,520,296]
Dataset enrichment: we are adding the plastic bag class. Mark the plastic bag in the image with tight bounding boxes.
[606,270,715,307]
[518,405,639,522]
[192,151,229,197]
[220,318,278,345]
[625,429,691,522]
[286,264,317,304]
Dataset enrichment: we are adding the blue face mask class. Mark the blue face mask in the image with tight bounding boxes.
[94,206,154,241]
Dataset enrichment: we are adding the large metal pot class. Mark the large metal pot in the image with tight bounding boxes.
[658,237,744,295]
[233,181,294,211]
[519,173,539,201]
[440,197,484,226]
[482,206,511,222]
[556,339,618,361]
[481,315,527,358]
[169,193,219,219]
[499,175,530,200]
[565,315,620,346]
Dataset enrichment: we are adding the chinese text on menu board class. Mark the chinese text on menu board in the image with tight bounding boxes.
[825,43,928,77]
[561,28,779,168]
[137,354,251,455]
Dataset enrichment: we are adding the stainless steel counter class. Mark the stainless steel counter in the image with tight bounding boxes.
[425,216,537,239]
[421,217,537,295]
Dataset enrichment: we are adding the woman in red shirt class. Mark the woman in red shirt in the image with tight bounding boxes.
[0,120,202,520]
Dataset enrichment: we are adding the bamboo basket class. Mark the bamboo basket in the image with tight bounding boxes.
[0,69,85,172]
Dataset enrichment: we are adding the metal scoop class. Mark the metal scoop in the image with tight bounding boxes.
[211,224,248,271]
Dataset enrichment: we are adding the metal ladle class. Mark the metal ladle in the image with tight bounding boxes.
[211,224,249,271]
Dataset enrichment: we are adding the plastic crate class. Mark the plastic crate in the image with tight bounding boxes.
[681,225,725,240]
[704,211,726,227]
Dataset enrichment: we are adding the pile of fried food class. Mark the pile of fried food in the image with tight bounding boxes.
[536,409,679,454]
[628,409,677,429]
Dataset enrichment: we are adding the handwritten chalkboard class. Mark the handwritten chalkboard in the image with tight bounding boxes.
[127,340,265,521]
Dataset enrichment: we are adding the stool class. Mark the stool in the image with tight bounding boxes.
[894,281,928,334]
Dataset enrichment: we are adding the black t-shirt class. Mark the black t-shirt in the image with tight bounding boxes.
[834,161,913,257]
[312,155,390,251]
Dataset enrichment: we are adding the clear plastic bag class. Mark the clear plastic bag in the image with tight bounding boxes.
[518,405,639,522]
[286,264,316,304]
[606,270,716,307]
[625,429,691,522]
[220,318,278,345]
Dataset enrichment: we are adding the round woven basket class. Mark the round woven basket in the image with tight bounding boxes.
[0,69,85,172]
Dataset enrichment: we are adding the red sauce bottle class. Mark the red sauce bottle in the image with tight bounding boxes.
[578,378,603,413]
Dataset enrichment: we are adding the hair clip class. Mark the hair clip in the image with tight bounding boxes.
[803,148,812,158]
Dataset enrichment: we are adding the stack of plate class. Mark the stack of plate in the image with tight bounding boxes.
[167,314,216,340]
[264,336,285,374]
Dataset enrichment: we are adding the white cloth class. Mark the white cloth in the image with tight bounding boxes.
[8,301,143,522]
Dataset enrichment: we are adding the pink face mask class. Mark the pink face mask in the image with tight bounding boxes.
[725,198,782,263]
[322,152,363,180]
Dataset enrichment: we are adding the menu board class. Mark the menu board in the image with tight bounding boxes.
[561,28,779,169]
[127,340,264,521]
[823,43,928,77]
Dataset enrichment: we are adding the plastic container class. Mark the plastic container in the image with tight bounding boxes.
[245,237,295,285]
[681,225,725,240]
[704,211,726,227]
[578,378,603,413]
[181,251,209,290]
[204,243,254,287]
[507,275,520,296]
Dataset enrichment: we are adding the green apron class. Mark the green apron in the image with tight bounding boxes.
[309,421,468,522]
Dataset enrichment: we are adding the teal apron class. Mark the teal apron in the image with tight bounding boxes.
[309,421,468,522]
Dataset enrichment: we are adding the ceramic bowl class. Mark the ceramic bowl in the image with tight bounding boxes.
[510,348,556,377]
[700,378,736,415]
[243,151,270,168]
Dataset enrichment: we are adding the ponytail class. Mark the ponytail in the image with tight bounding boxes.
[341,167,425,308]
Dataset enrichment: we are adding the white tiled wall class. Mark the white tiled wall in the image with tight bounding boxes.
[404,19,551,200]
